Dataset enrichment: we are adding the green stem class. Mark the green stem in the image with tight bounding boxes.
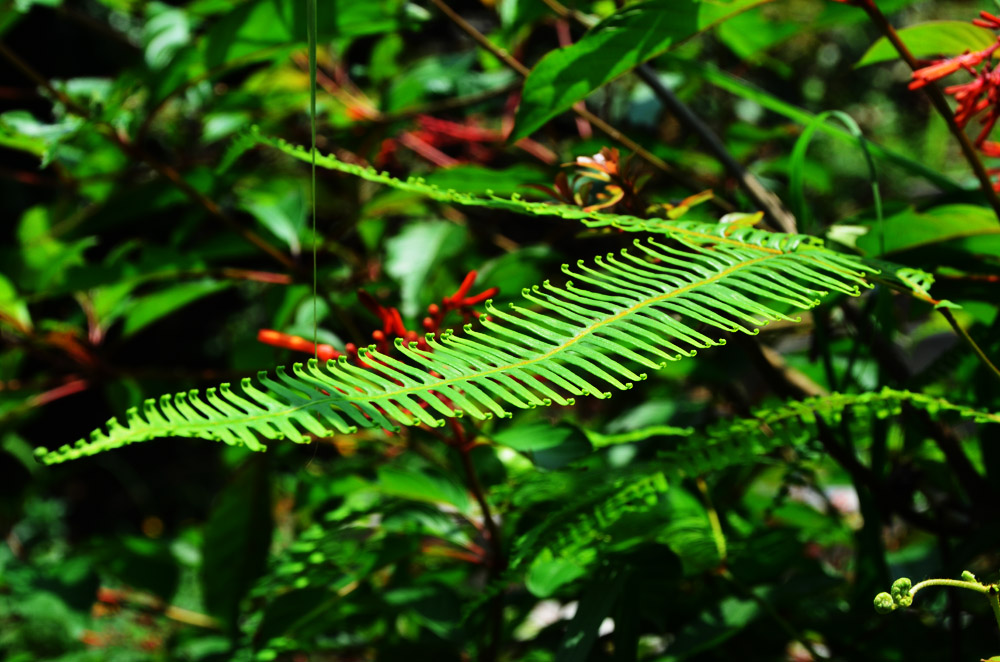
[306,0,318,358]
[696,476,727,563]
[938,308,1000,386]
[910,578,991,596]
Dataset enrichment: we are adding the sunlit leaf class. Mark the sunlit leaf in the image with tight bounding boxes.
[511,0,764,141]
[857,20,997,67]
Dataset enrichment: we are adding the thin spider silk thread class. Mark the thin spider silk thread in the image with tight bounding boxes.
[306,0,319,469]
[307,0,318,359]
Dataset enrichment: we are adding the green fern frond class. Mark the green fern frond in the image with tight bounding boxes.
[512,471,669,568]
[246,128,824,253]
[243,129,962,309]
[659,387,1000,476]
[36,237,869,465]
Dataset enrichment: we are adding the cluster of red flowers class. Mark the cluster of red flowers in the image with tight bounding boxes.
[257,270,498,365]
[909,11,1000,187]
[375,112,557,169]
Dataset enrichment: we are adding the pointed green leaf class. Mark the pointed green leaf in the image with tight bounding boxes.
[511,0,764,141]
[377,465,471,514]
[526,552,589,598]
[857,21,997,68]
[852,204,999,256]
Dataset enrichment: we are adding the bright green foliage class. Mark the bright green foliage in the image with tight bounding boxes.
[4,0,1000,660]
[857,21,997,67]
[35,232,869,464]
[511,0,767,140]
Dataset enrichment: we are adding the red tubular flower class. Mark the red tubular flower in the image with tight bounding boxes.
[944,74,990,127]
[447,270,478,304]
[980,140,1000,157]
[257,329,341,362]
[461,287,499,306]
[974,11,1000,30]
[909,42,1000,90]
[422,270,499,335]
[259,271,497,374]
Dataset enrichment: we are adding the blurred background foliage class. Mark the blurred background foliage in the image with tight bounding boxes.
[2,0,1000,660]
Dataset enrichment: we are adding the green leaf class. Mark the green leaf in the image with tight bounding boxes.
[201,455,273,631]
[384,220,465,318]
[0,274,30,330]
[38,232,878,466]
[789,110,881,234]
[716,0,917,62]
[149,0,417,105]
[857,21,997,68]
[526,551,589,598]
[511,0,764,141]
[237,178,308,256]
[377,465,471,514]
[17,206,95,290]
[122,279,232,337]
[494,423,592,469]
[204,0,401,68]
[143,1,192,70]
[852,204,1000,256]
[0,112,52,158]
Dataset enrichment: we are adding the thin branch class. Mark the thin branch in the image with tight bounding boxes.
[452,422,505,662]
[0,41,297,271]
[852,0,1000,223]
[538,0,796,231]
[634,64,798,232]
[425,0,721,201]
[97,587,220,630]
